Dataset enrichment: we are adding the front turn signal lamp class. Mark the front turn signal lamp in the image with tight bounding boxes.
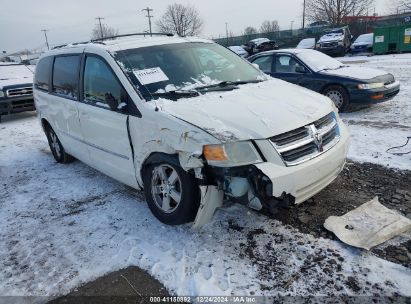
[203,145,228,161]
[203,141,263,167]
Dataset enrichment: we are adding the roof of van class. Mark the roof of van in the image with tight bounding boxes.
[47,35,213,55]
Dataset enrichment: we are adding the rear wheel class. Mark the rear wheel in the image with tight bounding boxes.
[323,85,349,112]
[143,160,200,225]
[45,125,74,163]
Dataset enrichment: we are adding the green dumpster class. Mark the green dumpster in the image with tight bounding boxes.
[373,25,411,54]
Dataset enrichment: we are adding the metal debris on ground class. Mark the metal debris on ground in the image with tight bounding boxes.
[324,196,411,250]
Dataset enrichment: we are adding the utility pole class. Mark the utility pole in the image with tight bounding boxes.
[142,7,153,36]
[41,29,49,50]
[302,0,306,29]
[290,20,294,31]
[95,17,105,39]
[225,22,229,44]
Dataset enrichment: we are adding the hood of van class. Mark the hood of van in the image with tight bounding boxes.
[160,79,333,142]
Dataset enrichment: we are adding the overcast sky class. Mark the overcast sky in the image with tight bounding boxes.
[1,0,389,53]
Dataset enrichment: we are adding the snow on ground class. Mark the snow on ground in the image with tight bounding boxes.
[0,113,410,300]
[338,53,411,170]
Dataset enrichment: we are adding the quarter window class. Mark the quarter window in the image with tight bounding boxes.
[52,55,80,99]
[35,57,52,91]
[252,56,273,74]
[83,56,124,110]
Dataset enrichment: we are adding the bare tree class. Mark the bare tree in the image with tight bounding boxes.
[156,3,203,36]
[243,26,258,36]
[391,0,411,12]
[91,23,119,40]
[306,0,375,25]
[259,20,280,33]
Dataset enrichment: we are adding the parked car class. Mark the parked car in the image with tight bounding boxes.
[248,49,400,111]
[0,63,35,122]
[228,45,249,58]
[243,38,270,55]
[350,33,374,54]
[255,40,279,53]
[34,35,349,226]
[316,27,353,57]
[296,38,316,49]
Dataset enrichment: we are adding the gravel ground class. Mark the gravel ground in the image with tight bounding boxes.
[259,162,411,268]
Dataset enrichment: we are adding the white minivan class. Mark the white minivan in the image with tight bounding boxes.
[34,34,349,227]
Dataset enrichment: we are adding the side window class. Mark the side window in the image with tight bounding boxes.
[52,55,80,99]
[252,56,273,74]
[275,55,303,73]
[83,56,123,110]
[35,57,52,91]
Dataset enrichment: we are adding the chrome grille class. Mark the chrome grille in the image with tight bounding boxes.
[270,113,340,166]
[6,87,33,97]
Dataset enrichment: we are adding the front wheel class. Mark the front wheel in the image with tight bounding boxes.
[143,161,200,225]
[323,85,349,112]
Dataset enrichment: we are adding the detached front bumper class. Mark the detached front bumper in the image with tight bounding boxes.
[350,81,400,104]
[253,122,349,204]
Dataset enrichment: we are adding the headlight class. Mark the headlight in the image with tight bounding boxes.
[358,83,384,89]
[203,141,263,167]
[0,91,4,98]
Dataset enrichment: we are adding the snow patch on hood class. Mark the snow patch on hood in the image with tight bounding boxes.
[156,79,333,141]
[320,66,388,80]
[319,33,344,43]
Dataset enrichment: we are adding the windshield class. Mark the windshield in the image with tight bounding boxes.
[114,42,263,101]
[327,29,344,35]
[355,34,373,43]
[296,50,343,71]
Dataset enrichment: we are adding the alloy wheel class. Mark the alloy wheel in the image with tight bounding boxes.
[151,164,182,213]
[49,129,62,158]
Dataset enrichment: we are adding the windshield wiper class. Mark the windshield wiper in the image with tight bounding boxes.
[196,79,263,91]
[150,90,200,100]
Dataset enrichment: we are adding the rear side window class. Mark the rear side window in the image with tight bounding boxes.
[35,57,52,91]
[52,55,80,99]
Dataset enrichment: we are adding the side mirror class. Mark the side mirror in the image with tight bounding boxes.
[105,92,119,111]
[295,66,306,73]
[252,63,260,69]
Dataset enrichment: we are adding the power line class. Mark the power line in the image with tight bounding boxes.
[142,7,153,36]
[95,17,105,39]
[41,29,50,50]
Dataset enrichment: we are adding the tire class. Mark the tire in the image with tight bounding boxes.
[143,160,200,225]
[323,85,350,112]
[45,125,74,163]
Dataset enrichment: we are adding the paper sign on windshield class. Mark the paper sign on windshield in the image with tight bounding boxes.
[133,67,169,85]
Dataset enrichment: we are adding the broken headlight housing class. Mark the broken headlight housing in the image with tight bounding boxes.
[203,141,263,167]
[358,82,384,90]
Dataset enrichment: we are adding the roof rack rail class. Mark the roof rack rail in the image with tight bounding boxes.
[91,32,174,42]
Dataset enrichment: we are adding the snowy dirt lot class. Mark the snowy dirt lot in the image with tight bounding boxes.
[0,54,411,301]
